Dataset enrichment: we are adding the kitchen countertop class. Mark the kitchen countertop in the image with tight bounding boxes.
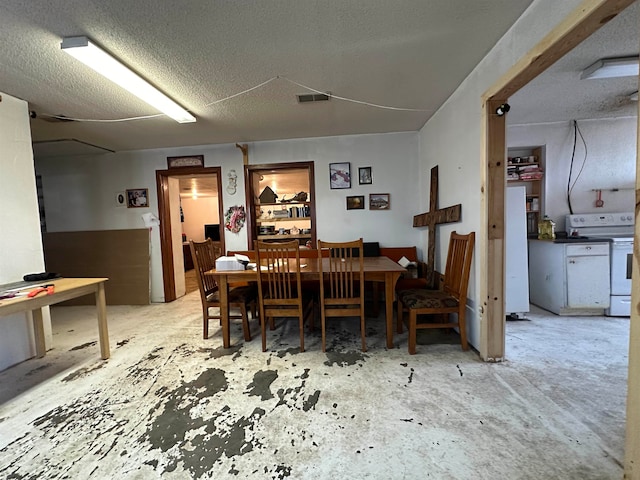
[552,237,612,244]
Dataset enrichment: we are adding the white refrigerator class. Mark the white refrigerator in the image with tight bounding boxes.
[505,186,530,315]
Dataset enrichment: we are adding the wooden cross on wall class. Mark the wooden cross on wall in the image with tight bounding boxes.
[413,165,461,287]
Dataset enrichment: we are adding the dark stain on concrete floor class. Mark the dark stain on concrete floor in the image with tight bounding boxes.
[69,341,97,351]
[139,367,274,478]
[323,350,367,367]
[61,362,106,382]
[246,370,278,400]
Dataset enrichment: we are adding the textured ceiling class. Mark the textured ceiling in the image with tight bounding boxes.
[507,1,639,125]
[2,1,636,158]
[0,0,534,155]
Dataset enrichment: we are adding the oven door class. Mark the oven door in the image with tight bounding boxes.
[610,240,633,295]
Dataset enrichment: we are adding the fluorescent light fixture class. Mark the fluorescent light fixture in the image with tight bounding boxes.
[581,56,639,80]
[61,36,195,123]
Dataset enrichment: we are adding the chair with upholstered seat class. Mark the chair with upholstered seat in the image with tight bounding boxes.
[396,231,475,354]
[317,238,366,352]
[255,240,315,352]
[190,239,257,341]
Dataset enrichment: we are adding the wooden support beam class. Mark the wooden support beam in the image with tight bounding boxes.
[236,143,249,165]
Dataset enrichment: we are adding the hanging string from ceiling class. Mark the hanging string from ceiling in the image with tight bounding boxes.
[35,75,433,123]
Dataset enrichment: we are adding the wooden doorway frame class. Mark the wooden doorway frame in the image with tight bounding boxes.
[480,0,637,475]
[156,166,224,302]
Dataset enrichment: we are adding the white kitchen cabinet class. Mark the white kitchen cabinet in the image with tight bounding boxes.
[528,240,610,315]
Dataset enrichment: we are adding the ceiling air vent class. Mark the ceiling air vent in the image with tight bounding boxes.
[297,92,331,103]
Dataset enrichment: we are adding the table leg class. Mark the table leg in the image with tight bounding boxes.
[384,273,396,349]
[31,308,46,358]
[95,282,110,360]
[219,276,230,348]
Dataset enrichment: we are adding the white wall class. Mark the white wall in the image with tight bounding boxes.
[508,117,637,229]
[250,133,421,246]
[36,131,420,303]
[0,92,51,371]
[417,0,585,349]
[181,196,219,242]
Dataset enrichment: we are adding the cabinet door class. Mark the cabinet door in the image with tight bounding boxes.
[566,255,610,308]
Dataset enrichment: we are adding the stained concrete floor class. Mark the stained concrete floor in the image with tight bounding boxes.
[0,295,629,479]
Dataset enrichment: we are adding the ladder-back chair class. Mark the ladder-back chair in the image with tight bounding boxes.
[190,239,257,341]
[317,239,366,352]
[255,240,314,352]
[396,231,475,354]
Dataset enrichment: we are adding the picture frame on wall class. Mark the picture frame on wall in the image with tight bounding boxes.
[369,193,390,210]
[167,155,204,169]
[126,188,149,208]
[358,167,372,185]
[329,162,351,189]
[346,195,365,210]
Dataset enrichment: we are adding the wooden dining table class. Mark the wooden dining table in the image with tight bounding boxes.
[0,277,110,359]
[206,256,406,349]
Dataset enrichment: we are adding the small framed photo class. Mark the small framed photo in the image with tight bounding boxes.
[167,155,204,169]
[329,162,351,189]
[126,188,149,208]
[358,167,372,185]
[346,195,365,210]
[369,193,390,210]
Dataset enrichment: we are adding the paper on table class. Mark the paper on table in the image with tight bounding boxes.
[235,254,251,263]
[397,256,417,268]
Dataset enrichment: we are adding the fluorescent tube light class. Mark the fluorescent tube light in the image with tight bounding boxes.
[61,36,196,123]
[581,56,639,80]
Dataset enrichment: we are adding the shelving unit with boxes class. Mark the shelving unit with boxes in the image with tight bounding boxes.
[244,162,316,249]
[507,146,545,237]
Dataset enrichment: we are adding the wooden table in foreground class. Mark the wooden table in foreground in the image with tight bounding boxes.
[0,277,110,359]
[207,256,405,349]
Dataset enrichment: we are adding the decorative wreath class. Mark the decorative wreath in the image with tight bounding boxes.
[224,205,246,233]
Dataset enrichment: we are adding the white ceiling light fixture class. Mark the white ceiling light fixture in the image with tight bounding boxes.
[61,36,196,123]
[581,56,639,80]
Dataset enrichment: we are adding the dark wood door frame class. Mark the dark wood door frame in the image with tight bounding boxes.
[156,166,224,302]
[244,161,317,250]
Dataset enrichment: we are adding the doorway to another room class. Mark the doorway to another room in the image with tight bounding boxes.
[156,167,224,302]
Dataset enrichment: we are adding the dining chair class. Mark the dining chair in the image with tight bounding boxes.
[396,231,475,354]
[190,239,257,341]
[317,238,366,352]
[255,240,314,352]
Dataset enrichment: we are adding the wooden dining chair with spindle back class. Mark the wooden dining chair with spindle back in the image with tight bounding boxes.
[190,238,257,342]
[317,238,366,352]
[255,240,315,352]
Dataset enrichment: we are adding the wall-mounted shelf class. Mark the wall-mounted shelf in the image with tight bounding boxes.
[257,217,312,224]
[245,162,317,249]
[507,146,545,237]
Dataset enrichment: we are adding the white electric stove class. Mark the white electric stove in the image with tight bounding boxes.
[565,213,634,316]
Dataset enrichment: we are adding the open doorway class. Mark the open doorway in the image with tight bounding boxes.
[156,166,224,302]
[481,0,638,473]
[481,0,635,359]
